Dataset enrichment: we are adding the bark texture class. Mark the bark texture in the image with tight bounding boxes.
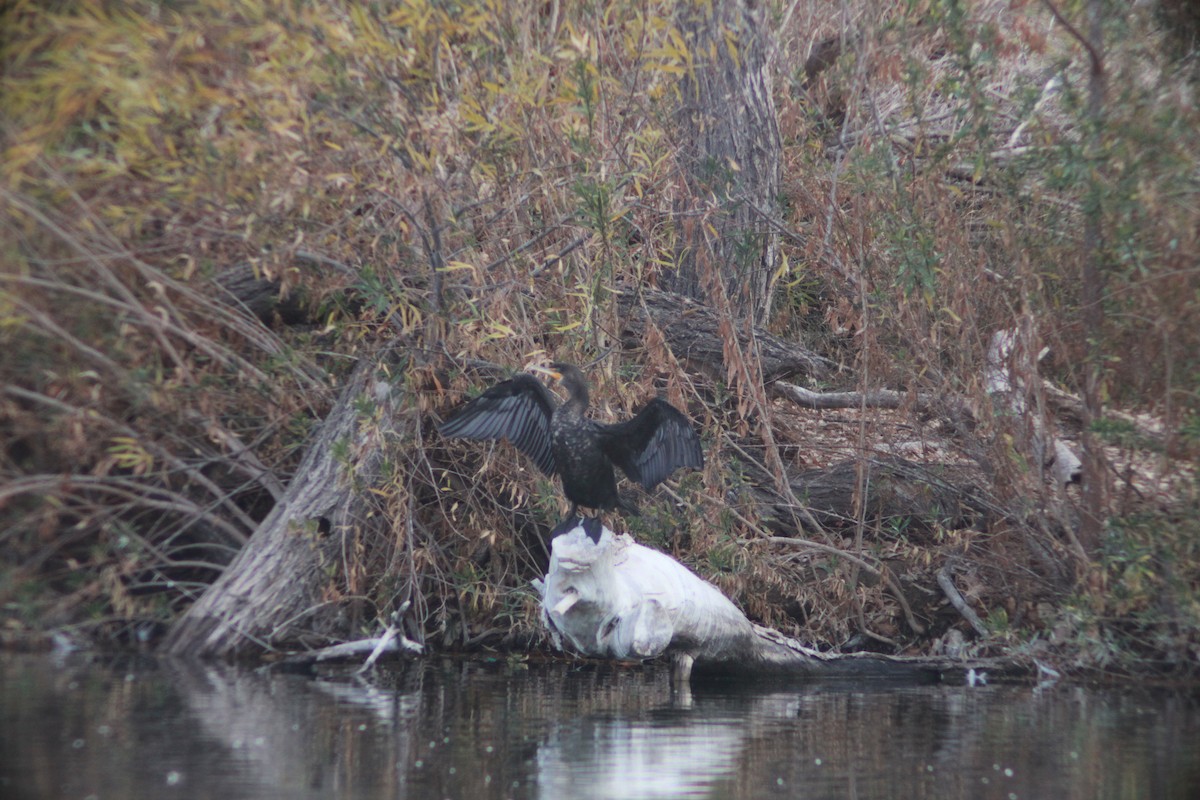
[668,0,782,325]
[163,359,402,658]
[770,458,988,537]
[616,286,832,382]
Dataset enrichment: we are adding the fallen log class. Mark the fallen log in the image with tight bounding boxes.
[616,287,833,382]
[741,456,992,538]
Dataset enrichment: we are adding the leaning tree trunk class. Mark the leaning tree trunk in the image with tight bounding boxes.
[1076,0,1110,557]
[163,358,402,658]
[667,0,782,325]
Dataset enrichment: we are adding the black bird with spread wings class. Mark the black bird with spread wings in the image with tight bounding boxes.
[439,362,703,519]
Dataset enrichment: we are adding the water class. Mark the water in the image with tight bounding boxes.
[1,652,1198,800]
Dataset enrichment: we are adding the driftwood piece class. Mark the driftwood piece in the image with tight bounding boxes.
[294,632,423,664]
[986,328,1081,487]
[768,380,974,431]
[937,561,990,638]
[616,287,833,382]
[275,603,424,672]
[536,520,993,685]
[771,380,923,411]
[163,359,403,658]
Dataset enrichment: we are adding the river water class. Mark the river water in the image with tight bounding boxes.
[1,652,1197,799]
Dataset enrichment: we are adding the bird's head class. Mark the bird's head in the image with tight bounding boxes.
[531,362,588,409]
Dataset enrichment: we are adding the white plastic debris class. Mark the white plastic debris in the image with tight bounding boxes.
[537,520,754,665]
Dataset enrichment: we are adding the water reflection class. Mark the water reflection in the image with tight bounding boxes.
[1,652,1198,800]
[537,705,744,798]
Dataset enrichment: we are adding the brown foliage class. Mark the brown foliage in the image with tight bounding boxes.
[1,0,1197,672]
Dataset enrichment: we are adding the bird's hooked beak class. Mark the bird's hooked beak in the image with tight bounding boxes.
[529,364,563,383]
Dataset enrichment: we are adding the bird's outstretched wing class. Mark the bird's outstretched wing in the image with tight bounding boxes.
[596,398,703,490]
[439,374,558,476]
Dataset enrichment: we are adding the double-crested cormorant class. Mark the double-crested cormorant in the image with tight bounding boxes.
[439,362,703,518]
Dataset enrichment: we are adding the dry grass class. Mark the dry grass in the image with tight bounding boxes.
[1,0,1197,671]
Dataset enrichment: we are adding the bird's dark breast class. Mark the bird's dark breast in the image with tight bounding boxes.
[551,417,620,509]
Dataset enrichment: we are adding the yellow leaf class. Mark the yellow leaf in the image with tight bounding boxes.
[269,121,302,141]
[487,322,516,338]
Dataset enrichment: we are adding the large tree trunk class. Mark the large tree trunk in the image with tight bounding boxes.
[163,358,402,658]
[668,0,782,325]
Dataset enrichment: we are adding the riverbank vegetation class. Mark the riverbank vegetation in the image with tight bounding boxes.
[2,0,1197,678]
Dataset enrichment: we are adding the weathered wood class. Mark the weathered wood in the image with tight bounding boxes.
[212,250,356,326]
[163,359,403,658]
[617,287,833,382]
[212,262,313,325]
[751,457,989,537]
[986,328,1082,487]
[772,380,920,410]
[937,561,990,638]
[668,0,782,324]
